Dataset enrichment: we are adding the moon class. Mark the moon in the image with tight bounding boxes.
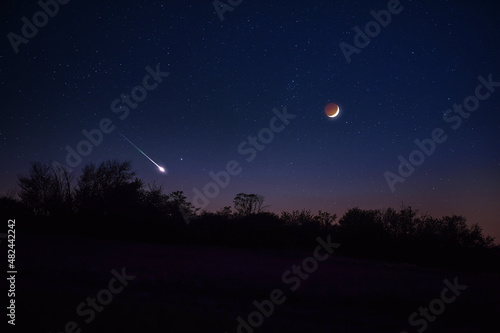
[325,103,340,118]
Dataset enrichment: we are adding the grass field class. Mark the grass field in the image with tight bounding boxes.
[14,234,500,332]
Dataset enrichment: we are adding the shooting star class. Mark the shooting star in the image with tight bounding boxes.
[119,132,166,173]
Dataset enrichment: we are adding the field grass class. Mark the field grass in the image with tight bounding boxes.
[14,233,500,332]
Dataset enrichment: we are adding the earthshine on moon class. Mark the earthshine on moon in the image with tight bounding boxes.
[325,103,340,118]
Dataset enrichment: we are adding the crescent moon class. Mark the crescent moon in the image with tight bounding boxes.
[325,103,340,118]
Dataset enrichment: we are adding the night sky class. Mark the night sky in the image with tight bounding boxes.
[1,0,499,240]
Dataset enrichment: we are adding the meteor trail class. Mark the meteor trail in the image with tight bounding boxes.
[119,132,166,173]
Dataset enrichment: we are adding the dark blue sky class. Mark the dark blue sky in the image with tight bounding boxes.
[1,0,499,240]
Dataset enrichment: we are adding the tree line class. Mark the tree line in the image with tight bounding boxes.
[0,160,498,271]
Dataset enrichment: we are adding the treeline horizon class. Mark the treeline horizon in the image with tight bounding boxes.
[1,159,498,272]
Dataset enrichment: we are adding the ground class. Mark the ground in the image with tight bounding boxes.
[14,234,500,332]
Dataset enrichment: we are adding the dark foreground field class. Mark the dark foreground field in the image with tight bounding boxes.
[13,234,500,332]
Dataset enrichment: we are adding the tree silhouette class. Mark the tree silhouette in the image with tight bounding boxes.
[10,159,499,272]
[233,193,267,215]
[216,206,232,218]
[381,206,417,240]
[166,190,198,222]
[17,161,73,216]
[75,160,142,216]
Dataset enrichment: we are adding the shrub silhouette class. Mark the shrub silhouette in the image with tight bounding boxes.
[6,159,498,271]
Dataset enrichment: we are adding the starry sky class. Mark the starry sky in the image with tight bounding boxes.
[1,0,499,240]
